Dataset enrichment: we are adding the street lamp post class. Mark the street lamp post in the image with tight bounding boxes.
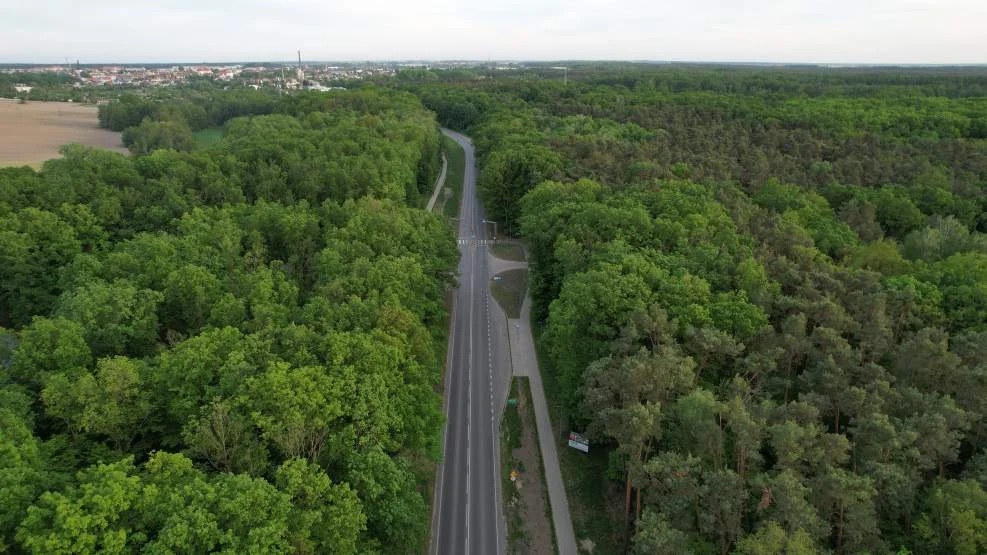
[481,219,497,240]
[447,217,461,238]
[550,66,568,86]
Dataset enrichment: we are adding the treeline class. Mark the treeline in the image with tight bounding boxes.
[418,74,987,235]
[0,72,76,88]
[98,89,277,155]
[564,64,987,99]
[0,89,455,553]
[100,89,443,198]
[98,89,279,132]
[416,68,987,553]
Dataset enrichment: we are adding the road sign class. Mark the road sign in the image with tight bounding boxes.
[567,432,589,453]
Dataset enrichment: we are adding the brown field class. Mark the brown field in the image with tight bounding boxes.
[0,99,127,168]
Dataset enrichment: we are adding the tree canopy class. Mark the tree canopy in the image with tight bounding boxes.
[412,65,987,554]
[0,87,453,553]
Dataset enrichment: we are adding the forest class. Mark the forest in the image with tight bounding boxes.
[0,88,456,553]
[412,65,987,554]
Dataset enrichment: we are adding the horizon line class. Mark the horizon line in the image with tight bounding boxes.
[2,59,987,68]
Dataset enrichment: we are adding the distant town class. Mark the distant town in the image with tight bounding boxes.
[0,59,526,95]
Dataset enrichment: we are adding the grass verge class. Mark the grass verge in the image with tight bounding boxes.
[529,377,558,555]
[502,378,525,550]
[193,127,224,147]
[503,376,557,554]
[422,287,455,553]
[490,269,528,319]
[424,135,466,553]
[0,161,43,169]
[533,316,623,555]
[441,135,465,218]
[490,243,526,262]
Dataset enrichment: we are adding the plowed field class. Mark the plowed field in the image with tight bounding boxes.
[0,99,127,168]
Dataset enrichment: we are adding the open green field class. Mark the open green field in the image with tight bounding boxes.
[490,243,526,262]
[193,127,224,147]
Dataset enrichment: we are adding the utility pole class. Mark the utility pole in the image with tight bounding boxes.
[550,66,568,85]
[482,219,498,240]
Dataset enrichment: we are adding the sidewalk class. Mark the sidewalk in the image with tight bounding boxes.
[425,153,448,212]
[502,264,578,555]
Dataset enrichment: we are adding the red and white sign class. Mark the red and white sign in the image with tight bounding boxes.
[568,432,589,453]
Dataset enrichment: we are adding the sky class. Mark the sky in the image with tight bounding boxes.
[2,0,986,64]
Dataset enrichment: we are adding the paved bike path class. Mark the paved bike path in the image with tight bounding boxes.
[492,251,578,555]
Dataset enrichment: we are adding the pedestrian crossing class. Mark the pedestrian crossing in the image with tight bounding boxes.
[457,238,495,247]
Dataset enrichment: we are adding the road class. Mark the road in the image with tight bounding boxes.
[431,128,506,555]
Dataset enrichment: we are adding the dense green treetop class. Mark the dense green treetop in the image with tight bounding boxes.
[0,87,453,553]
[413,66,987,553]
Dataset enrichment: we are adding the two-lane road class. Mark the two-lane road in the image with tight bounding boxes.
[432,129,505,555]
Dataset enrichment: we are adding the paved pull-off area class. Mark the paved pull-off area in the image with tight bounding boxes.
[431,129,507,555]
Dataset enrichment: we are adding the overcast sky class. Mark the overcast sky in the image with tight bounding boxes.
[2,0,985,64]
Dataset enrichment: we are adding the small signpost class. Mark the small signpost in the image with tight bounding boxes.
[567,432,589,453]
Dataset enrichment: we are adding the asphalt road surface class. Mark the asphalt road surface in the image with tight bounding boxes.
[431,128,506,555]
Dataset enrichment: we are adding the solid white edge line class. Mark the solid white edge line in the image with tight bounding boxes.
[432,129,469,555]
[466,215,477,554]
